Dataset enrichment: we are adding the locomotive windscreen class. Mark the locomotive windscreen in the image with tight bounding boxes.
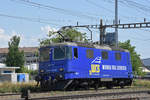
[54,47,65,60]
[40,48,50,62]
[53,47,72,60]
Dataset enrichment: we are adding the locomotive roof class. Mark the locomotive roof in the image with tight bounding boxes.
[41,42,129,52]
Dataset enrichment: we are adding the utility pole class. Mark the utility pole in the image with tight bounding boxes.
[115,0,118,47]
[100,19,103,45]
[100,19,106,45]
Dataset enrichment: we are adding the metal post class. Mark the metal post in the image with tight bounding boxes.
[86,27,92,42]
[115,0,118,47]
[100,19,103,45]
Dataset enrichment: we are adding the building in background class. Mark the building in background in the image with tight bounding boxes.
[0,47,39,70]
[142,58,150,79]
[0,63,19,74]
[105,32,115,46]
[0,63,29,83]
[142,58,150,67]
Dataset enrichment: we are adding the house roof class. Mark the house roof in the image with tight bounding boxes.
[0,63,20,69]
[142,58,150,67]
[0,67,20,69]
[0,47,38,54]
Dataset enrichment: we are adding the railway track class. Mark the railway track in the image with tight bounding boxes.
[0,93,21,96]
[1,87,150,100]
[29,90,150,100]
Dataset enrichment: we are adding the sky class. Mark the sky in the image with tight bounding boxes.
[0,0,150,59]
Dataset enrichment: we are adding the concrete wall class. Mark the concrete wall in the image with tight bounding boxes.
[0,68,16,74]
[0,73,29,83]
[11,73,17,83]
[0,74,11,82]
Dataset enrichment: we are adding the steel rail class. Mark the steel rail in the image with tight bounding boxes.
[30,90,150,100]
[0,93,21,96]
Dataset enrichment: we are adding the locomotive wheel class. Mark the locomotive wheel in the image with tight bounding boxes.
[119,81,125,89]
[40,80,53,91]
[120,85,124,88]
[85,85,90,90]
[94,84,99,91]
[40,81,47,90]
[106,84,113,89]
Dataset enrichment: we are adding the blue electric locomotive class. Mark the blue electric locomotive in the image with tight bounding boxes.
[36,42,133,90]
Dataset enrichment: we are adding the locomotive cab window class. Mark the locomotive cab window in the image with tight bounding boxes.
[102,51,108,60]
[53,47,72,60]
[115,52,121,60]
[66,47,72,59]
[40,48,50,62]
[74,48,78,59]
[54,47,65,60]
[86,49,94,58]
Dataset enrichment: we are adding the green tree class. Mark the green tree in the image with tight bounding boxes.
[39,28,88,46]
[119,40,144,76]
[5,35,25,72]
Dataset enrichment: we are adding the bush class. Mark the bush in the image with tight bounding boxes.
[0,82,40,93]
[132,79,150,88]
[19,66,38,75]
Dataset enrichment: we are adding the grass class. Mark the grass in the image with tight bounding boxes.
[0,79,150,93]
[132,79,150,88]
[0,82,41,93]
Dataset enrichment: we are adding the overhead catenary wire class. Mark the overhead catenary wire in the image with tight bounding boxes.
[0,13,62,26]
[120,0,150,16]
[12,0,99,20]
[82,0,150,43]
[117,0,150,36]
[4,0,150,43]
[85,0,113,13]
[102,0,150,42]
[103,0,146,20]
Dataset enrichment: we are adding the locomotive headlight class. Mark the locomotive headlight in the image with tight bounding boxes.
[40,69,44,73]
[59,68,64,72]
[59,75,63,79]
